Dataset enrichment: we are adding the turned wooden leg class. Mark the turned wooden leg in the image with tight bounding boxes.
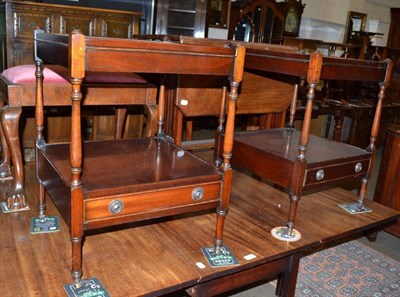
[1,106,26,210]
[333,110,345,142]
[71,235,83,285]
[287,194,300,236]
[214,204,227,254]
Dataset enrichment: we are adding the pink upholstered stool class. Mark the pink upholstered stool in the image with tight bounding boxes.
[0,64,157,211]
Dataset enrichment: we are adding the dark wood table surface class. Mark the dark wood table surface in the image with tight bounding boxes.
[1,163,398,296]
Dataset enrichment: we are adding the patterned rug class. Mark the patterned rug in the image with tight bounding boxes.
[295,240,400,296]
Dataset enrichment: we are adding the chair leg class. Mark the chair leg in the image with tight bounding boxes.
[0,100,12,178]
[186,120,193,141]
[1,106,27,210]
[0,111,12,178]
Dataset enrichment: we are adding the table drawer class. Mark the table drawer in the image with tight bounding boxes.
[305,159,370,187]
[85,181,221,221]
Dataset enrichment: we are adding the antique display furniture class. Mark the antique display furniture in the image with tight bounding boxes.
[0,64,157,211]
[231,48,392,241]
[228,0,304,43]
[281,0,304,37]
[34,30,245,285]
[374,125,400,238]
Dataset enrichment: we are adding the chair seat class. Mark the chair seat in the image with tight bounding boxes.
[2,64,147,84]
[37,138,222,229]
[232,128,370,190]
[0,65,156,107]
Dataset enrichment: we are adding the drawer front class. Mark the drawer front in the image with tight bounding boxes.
[85,182,221,221]
[305,159,370,187]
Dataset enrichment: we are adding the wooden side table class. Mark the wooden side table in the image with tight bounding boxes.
[0,65,157,211]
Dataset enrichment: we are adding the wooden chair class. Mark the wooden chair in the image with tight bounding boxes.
[34,30,245,285]
[231,48,392,241]
[0,64,157,211]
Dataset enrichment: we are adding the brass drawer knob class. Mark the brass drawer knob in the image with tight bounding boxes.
[192,187,204,201]
[109,200,124,214]
[316,169,325,181]
[355,162,363,173]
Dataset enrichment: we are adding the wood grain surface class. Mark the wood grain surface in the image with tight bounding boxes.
[0,162,398,296]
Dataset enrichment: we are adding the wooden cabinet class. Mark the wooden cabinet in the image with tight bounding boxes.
[207,0,231,29]
[387,8,400,49]
[228,0,304,44]
[3,0,141,69]
[155,0,207,37]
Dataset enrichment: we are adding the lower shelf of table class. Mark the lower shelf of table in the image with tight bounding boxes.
[36,138,223,228]
[233,128,371,189]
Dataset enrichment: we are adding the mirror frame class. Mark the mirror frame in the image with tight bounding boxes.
[344,11,367,43]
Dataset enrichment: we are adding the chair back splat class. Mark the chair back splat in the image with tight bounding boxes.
[232,47,392,241]
[33,29,245,286]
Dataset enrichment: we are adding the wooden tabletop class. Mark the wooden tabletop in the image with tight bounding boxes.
[1,163,398,296]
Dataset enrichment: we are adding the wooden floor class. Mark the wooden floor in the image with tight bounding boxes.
[0,161,399,297]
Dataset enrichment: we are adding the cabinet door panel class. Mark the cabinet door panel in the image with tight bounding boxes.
[13,11,52,39]
[59,15,95,36]
[99,17,136,38]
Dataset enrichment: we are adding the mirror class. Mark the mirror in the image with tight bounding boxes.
[344,11,367,44]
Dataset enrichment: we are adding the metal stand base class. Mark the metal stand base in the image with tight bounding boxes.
[339,202,372,214]
[271,226,302,242]
[201,245,239,268]
[30,216,60,234]
[64,277,110,297]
